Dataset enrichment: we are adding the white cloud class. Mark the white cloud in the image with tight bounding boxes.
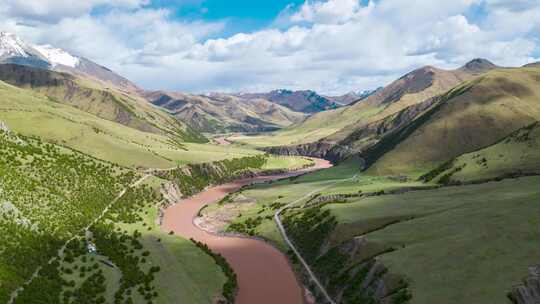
[1,0,540,94]
[0,0,149,23]
[290,0,363,24]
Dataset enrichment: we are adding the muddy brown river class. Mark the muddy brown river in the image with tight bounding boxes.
[161,158,332,304]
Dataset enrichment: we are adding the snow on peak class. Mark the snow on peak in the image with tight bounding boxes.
[33,44,79,68]
[0,31,79,68]
[0,31,32,58]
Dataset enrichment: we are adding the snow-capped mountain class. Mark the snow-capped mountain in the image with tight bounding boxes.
[0,31,138,92]
[33,44,80,68]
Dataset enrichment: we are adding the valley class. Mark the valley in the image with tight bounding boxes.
[1,25,540,304]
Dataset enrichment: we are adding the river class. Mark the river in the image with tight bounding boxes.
[161,158,332,304]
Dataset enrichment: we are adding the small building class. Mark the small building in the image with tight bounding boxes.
[87,241,97,254]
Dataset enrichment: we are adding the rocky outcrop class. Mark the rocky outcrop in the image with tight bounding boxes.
[160,182,183,206]
[509,265,540,304]
[264,141,336,160]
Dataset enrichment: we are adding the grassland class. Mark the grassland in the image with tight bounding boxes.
[423,122,540,184]
[0,81,260,168]
[324,176,540,304]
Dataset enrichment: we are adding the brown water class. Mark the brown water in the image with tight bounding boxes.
[161,158,332,304]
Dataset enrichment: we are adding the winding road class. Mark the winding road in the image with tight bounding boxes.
[161,158,332,304]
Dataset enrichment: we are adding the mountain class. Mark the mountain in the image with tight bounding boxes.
[258,59,499,156]
[237,89,339,113]
[458,58,499,74]
[0,63,205,143]
[523,61,540,68]
[326,88,381,105]
[363,66,540,175]
[0,31,138,92]
[144,91,306,133]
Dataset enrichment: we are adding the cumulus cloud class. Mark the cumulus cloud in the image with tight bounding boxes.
[1,0,540,94]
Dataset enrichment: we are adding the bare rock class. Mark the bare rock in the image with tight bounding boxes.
[509,265,540,304]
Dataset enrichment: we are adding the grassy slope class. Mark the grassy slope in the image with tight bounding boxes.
[326,176,540,304]
[230,101,383,147]
[0,64,205,143]
[0,81,260,168]
[424,122,540,183]
[368,67,540,176]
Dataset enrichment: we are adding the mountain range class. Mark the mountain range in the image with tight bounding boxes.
[144,91,306,133]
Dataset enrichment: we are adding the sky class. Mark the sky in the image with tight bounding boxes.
[1,0,540,95]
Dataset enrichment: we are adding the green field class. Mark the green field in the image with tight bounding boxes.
[0,124,314,303]
[324,176,540,304]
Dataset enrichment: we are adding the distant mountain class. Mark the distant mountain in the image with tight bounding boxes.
[237,89,339,113]
[144,91,306,133]
[326,88,381,105]
[523,61,540,68]
[0,31,138,92]
[457,58,499,74]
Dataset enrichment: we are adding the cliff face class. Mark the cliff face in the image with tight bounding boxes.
[509,266,540,304]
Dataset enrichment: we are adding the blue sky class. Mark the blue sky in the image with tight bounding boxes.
[1,0,540,94]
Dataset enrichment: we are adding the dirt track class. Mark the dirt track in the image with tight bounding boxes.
[161,158,332,304]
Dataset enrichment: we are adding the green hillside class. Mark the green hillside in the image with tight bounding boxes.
[0,130,229,304]
[367,67,540,176]
[0,80,259,168]
[422,122,540,184]
[0,64,206,143]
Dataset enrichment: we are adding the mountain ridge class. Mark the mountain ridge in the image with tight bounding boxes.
[237,89,339,113]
